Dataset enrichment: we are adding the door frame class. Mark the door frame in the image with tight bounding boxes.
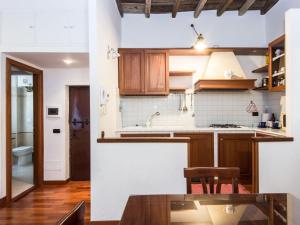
[6,58,44,203]
[68,85,90,181]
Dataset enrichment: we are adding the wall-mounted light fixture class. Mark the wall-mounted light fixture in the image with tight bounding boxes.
[107,46,120,60]
[191,24,207,51]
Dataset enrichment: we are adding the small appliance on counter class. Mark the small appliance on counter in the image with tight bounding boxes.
[258,113,270,128]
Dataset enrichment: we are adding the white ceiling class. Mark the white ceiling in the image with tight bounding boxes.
[6,52,89,68]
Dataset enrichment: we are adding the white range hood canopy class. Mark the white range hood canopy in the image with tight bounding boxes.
[202,52,246,79]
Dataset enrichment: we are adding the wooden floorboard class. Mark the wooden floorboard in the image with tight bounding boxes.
[0,181,91,225]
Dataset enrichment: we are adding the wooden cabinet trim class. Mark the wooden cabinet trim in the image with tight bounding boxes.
[97,137,190,143]
[174,132,214,168]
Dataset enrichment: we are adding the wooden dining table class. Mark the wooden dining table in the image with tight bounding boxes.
[119,194,288,225]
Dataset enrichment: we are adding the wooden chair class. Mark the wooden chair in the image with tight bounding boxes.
[56,201,86,225]
[184,167,240,194]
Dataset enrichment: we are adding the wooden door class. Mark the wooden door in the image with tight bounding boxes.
[119,49,145,95]
[175,133,214,167]
[69,86,90,181]
[218,133,253,184]
[145,50,169,95]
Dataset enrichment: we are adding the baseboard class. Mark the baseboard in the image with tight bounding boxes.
[43,178,70,185]
[0,197,7,208]
[90,221,119,225]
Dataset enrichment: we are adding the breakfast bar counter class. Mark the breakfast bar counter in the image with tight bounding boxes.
[92,136,190,221]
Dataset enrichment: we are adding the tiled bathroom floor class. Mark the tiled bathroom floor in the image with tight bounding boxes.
[12,163,34,197]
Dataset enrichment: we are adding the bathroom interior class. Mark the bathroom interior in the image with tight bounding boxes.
[11,66,34,198]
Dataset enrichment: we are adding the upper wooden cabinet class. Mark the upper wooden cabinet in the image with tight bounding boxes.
[119,49,169,96]
[144,50,169,95]
[119,49,145,95]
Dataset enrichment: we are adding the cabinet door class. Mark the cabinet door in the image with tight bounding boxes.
[144,50,169,95]
[119,50,144,95]
[36,12,68,46]
[1,12,35,45]
[175,133,214,167]
[218,133,253,184]
[66,11,88,46]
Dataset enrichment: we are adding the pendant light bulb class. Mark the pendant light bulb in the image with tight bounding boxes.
[194,34,207,51]
[190,24,207,51]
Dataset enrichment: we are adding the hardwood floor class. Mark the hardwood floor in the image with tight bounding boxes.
[0,181,90,225]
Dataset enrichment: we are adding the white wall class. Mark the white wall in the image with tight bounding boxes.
[0,52,4,198]
[92,142,187,221]
[89,0,122,221]
[265,0,300,42]
[259,9,300,224]
[43,68,89,181]
[121,11,267,48]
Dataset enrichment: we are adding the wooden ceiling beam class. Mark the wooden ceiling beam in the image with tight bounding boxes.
[261,0,279,15]
[194,0,208,18]
[239,0,256,16]
[145,0,152,18]
[115,0,124,17]
[172,0,181,18]
[217,0,235,16]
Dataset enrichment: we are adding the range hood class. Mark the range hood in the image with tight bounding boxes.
[194,52,256,91]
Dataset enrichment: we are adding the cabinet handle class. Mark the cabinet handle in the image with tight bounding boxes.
[29,26,35,29]
[220,138,223,141]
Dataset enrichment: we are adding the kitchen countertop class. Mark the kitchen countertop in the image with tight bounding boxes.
[116,126,287,137]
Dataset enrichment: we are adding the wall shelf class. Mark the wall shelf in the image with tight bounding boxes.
[272,53,285,62]
[253,86,268,91]
[269,35,286,92]
[169,88,186,93]
[169,71,195,77]
[272,71,285,77]
[270,85,285,92]
[252,65,268,73]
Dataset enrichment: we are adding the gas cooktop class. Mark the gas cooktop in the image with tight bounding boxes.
[209,124,242,128]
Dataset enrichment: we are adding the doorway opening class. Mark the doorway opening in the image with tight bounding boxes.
[6,58,44,202]
[69,86,90,181]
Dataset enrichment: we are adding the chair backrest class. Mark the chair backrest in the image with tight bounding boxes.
[184,167,240,194]
[56,201,86,225]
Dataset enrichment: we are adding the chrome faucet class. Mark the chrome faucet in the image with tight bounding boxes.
[146,112,160,127]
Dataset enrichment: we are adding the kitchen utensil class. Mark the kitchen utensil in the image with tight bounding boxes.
[182,94,188,112]
[178,94,182,111]
[246,101,258,113]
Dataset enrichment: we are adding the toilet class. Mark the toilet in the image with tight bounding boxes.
[12,146,33,166]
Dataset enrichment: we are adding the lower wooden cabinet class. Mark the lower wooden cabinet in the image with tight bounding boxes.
[218,133,254,184]
[174,133,214,167]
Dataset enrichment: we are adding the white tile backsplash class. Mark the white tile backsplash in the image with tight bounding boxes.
[120,91,284,128]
